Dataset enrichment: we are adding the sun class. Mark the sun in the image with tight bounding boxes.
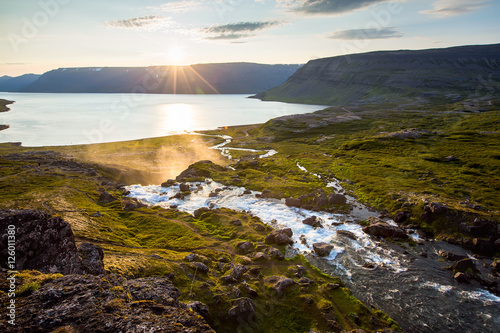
[169,47,184,65]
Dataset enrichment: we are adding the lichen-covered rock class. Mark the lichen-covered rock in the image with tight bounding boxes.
[99,191,117,203]
[77,242,105,275]
[264,276,295,295]
[0,273,214,333]
[228,297,255,318]
[230,264,248,281]
[328,193,347,205]
[0,210,85,275]
[269,247,285,260]
[236,241,254,254]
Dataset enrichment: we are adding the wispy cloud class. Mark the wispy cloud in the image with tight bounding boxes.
[104,15,165,28]
[278,0,391,15]
[158,0,207,13]
[202,21,282,40]
[421,0,490,17]
[327,27,403,39]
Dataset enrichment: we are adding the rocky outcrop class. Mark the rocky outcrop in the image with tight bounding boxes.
[362,223,408,239]
[303,216,323,228]
[312,243,334,257]
[265,228,294,245]
[328,193,347,205]
[0,210,104,275]
[228,297,255,318]
[0,272,214,333]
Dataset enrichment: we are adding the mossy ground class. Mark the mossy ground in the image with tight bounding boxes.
[0,141,399,332]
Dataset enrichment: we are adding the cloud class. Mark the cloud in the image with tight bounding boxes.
[327,27,403,39]
[158,0,207,13]
[202,21,282,40]
[421,0,490,17]
[278,0,390,15]
[104,15,165,28]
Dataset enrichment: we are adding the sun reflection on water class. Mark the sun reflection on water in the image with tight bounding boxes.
[158,103,194,133]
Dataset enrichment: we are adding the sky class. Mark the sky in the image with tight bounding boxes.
[0,0,499,76]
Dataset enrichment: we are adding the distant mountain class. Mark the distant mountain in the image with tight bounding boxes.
[254,43,500,105]
[19,63,301,94]
[0,74,41,92]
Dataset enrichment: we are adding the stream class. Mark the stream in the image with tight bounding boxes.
[126,134,500,332]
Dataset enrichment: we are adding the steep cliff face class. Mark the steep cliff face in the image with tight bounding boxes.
[19,63,300,94]
[255,44,500,105]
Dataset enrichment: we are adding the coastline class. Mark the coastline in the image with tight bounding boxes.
[0,98,13,131]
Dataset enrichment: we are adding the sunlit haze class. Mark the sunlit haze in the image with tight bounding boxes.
[1,0,499,76]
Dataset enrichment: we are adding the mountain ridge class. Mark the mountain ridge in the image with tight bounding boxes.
[254,43,500,106]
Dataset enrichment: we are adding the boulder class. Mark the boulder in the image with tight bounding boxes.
[191,262,209,274]
[161,179,176,187]
[469,220,497,237]
[285,197,301,208]
[393,211,410,223]
[491,259,500,274]
[362,223,408,239]
[313,193,328,206]
[264,276,295,295]
[328,193,347,205]
[451,258,479,274]
[99,191,117,203]
[438,250,467,261]
[269,247,285,260]
[454,272,469,283]
[337,230,357,240]
[312,242,334,257]
[193,207,210,219]
[472,238,497,256]
[236,241,254,254]
[228,297,255,318]
[252,252,268,261]
[265,228,294,245]
[77,242,105,275]
[179,183,191,192]
[0,210,90,275]
[187,301,211,322]
[303,216,323,228]
[230,264,248,280]
[122,197,146,211]
[424,202,447,214]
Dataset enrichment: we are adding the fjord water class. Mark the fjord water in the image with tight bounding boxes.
[0,93,326,146]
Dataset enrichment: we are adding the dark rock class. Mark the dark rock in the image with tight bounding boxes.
[451,258,479,274]
[230,264,248,280]
[454,272,469,283]
[0,210,88,274]
[491,260,500,274]
[161,179,176,187]
[444,156,459,162]
[241,282,258,298]
[187,301,211,322]
[293,265,306,278]
[424,202,447,214]
[337,230,357,240]
[254,224,265,231]
[264,276,295,295]
[298,277,314,286]
[122,197,146,211]
[261,189,272,198]
[269,247,285,260]
[90,211,103,217]
[228,297,255,318]
[252,252,268,261]
[232,286,242,298]
[326,283,340,290]
[191,262,209,274]
[495,239,500,250]
[362,223,408,239]
[469,220,497,237]
[303,216,323,228]
[0,273,214,333]
[438,250,467,261]
[265,228,294,245]
[236,241,254,254]
[363,262,376,269]
[313,193,328,206]
[185,253,197,262]
[472,238,497,256]
[243,189,252,195]
[179,183,191,192]
[285,197,301,208]
[193,207,210,219]
[312,242,334,257]
[77,242,105,275]
[299,234,307,244]
[220,275,236,284]
[328,193,347,205]
[208,191,218,197]
[99,191,117,203]
[393,211,410,223]
[230,219,242,226]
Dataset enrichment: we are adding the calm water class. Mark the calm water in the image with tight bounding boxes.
[0,93,326,147]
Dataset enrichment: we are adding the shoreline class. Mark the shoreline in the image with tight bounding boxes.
[0,99,13,132]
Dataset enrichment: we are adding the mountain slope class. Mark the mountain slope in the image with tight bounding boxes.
[254,43,500,105]
[0,74,41,92]
[20,63,300,94]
